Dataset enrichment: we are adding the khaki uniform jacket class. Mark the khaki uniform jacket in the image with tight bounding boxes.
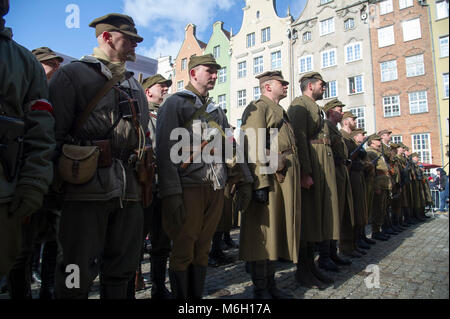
[396,154,409,207]
[239,95,301,263]
[287,96,339,242]
[366,147,392,191]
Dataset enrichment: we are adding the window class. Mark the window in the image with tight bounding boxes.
[380,0,393,15]
[213,45,220,59]
[436,1,449,20]
[181,58,187,71]
[323,80,337,99]
[218,67,227,84]
[349,106,366,130]
[380,60,398,82]
[320,17,335,36]
[345,42,362,62]
[303,31,311,42]
[399,0,413,9]
[344,18,355,31]
[321,49,337,68]
[392,135,403,144]
[237,119,242,128]
[218,94,226,110]
[261,27,271,43]
[440,36,449,58]
[238,61,247,78]
[246,33,255,48]
[406,54,425,77]
[320,0,333,4]
[238,90,247,108]
[253,56,264,75]
[254,86,261,101]
[348,75,364,94]
[383,95,401,117]
[402,18,421,42]
[444,73,449,98]
[412,133,431,163]
[299,55,313,73]
[177,80,184,92]
[409,91,428,114]
[271,51,281,70]
[378,25,395,47]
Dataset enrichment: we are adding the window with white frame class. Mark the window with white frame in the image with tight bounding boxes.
[444,73,449,98]
[323,80,338,99]
[380,0,394,15]
[345,42,362,62]
[412,133,431,163]
[246,32,255,48]
[271,51,282,70]
[392,135,403,144]
[406,54,425,77]
[303,31,311,42]
[349,106,366,130]
[383,95,401,117]
[238,90,247,107]
[409,91,428,114]
[238,61,247,78]
[320,17,335,36]
[218,67,227,84]
[181,58,187,70]
[254,86,261,101]
[399,0,413,10]
[348,75,363,94]
[299,55,313,73]
[253,56,264,75]
[380,60,398,82]
[436,1,449,20]
[177,80,184,92]
[213,45,220,59]
[440,36,449,58]
[378,25,395,47]
[261,27,271,43]
[218,94,226,110]
[344,18,355,31]
[321,49,337,68]
[402,18,421,42]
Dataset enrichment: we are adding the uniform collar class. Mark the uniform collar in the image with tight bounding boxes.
[148,102,159,112]
[0,26,12,40]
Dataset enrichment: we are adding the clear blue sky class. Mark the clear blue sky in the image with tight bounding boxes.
[5,0,306,60]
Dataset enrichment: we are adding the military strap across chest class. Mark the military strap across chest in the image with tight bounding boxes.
[183,98,226,139]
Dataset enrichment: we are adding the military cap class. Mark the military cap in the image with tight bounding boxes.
[410,152,419,158]
[389,142,400,149]
[367,134,381,144]
[256,71,289,86]
[342,111,357,121]
[299,71,326,84]
[350,128,367,137]
[32,47,64,63]
[188,54,221,71]
[89,13,143,43]
[323,98,345,113]
[0,0,9,17]
[377,129,392,136]
[142,74,173,90]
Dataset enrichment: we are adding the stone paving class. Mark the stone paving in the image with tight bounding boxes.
[1,213,448,300]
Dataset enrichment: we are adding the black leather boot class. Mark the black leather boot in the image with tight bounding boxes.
[7,266,32,299]
[169,269,188,299]
[249,261,272,299]
[39,241,57,299]
[223,231,238,249]
[209,232,234,266]
[361,232,376,245]
[151,256,171,299]
[267,261,292,299]
[100,283,128,299]
[372,232,388,241]
[318,240,339,272]
[310,243,335,284]
[330,240,351,266]
[188,264,207,299]
[295,243,329,290]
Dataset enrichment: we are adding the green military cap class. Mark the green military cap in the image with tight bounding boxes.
[342,111,357,121]
[256,70,289,86]
[410,152,419,158]
[142,74,173,90]
[377,129,392,136]
[389,142,400,149]
[323,98,345,113]
[0,0,9,17]
[299,71,326,84]
[89,13,143,43]
[31,47,64,63]
[350,128,367,137]
[188,53,221,71]
[367,134,381,144]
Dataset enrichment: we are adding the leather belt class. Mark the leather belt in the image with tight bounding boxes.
[310,138,331,145]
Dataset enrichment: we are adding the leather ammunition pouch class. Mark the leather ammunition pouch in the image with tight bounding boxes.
[92,139,113,168]
[58,144,100,185]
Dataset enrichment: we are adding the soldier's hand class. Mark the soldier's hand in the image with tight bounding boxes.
[253,187,269,205]
[162,194,186,230]
[235,183,252,213]
[300,173,314,189]
[8,185,44,220]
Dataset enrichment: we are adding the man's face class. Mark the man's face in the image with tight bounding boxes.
[311,80,326,101]
[109,31,138,62]
[371,139,381,149]
[405,150,411,156]
[269,80,288,101]
[412,156,419,163]
[397,147,404,155]
[354,133,365,144]
[146,83,169,104]
[41,58,61,80]
[381,133,391,143]
[329,106,343,123]
[192,65,218,92]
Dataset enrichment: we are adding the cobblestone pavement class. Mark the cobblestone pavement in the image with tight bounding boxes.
[2,213,448,300]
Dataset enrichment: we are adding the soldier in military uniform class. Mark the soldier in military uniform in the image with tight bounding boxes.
[322,100,354,268]
[49,13,150,299]
[240,71,301,299]
[287,72,339,289]
[393,143,411,228]
[388,143,407,232]
[410,153,428,221]
[0,0,55,283]
[402,146,419,224]
[366,135,392,241]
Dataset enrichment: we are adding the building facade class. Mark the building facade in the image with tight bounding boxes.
[157,55,174,93]
[229,0,293,127]
[369,0,441,165]
[291,0,376,134]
